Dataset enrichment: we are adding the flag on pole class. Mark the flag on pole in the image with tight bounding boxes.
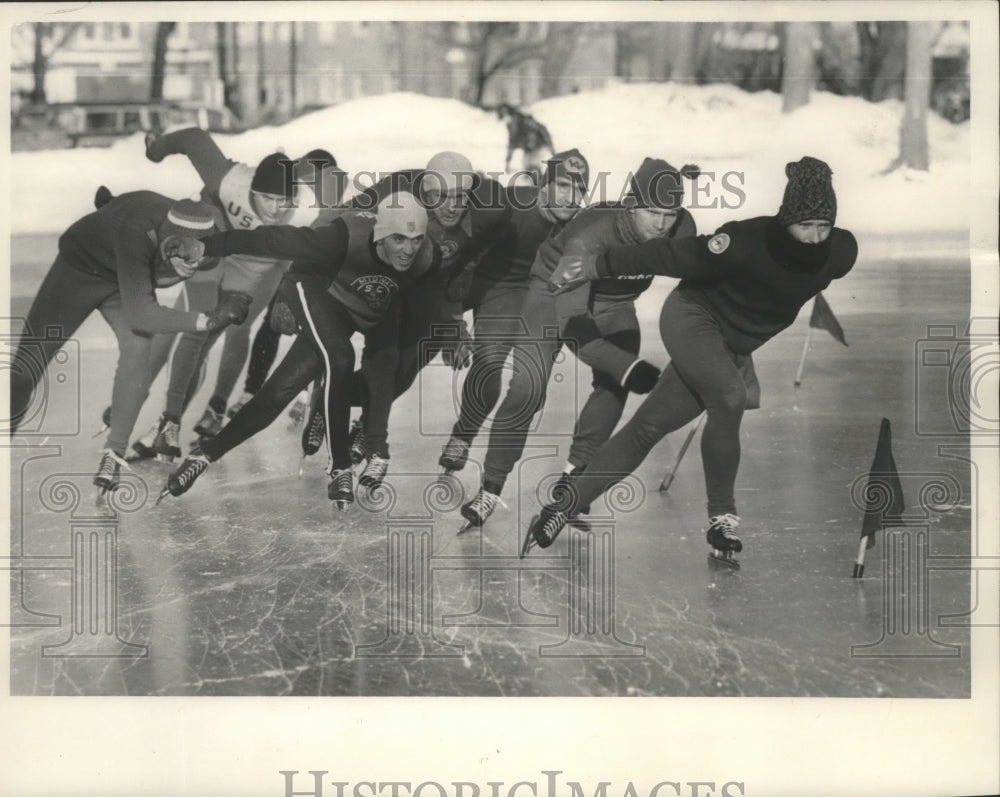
[809,292,848,346]
[853,417,905,578]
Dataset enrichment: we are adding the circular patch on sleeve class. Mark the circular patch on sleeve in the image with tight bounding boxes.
[707,233,730,254]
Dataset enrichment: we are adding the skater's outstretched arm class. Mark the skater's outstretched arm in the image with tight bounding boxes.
[145,128,233,197]
[201,216,352,274]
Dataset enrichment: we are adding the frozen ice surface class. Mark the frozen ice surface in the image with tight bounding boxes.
[6,233,976,696]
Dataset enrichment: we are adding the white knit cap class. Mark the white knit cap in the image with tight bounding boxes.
[373,191,428,242]
[423,151,475,193]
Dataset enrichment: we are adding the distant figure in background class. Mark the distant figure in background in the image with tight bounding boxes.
[495,103,555,180]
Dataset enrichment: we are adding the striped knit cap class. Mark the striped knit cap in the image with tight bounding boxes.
[158,198,218,241]
[777,156,837,226]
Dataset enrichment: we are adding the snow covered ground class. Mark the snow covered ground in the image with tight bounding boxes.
[9,82,971,238]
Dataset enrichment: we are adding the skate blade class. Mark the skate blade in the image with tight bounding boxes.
[519,519,538,559]
[567,517,591,533]
[456,521,480,536]
[298,456,306,476]
[155,454,177,464]
[707,549,741,569]
[155,486,172,506]
[91,425,110,439]
[335,500,352,512]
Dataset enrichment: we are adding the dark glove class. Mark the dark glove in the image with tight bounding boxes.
[144,131,165,163]
[441,320,473,370]
[269,299,298,335]
[206,292,252,331]
[622,359,660,394]
[548,254,599,294]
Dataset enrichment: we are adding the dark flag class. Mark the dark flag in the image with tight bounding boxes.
[853,418,906,577]
[810,292,848,346]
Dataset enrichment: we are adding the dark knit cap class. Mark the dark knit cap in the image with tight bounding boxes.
[300,148,337,169]
[545,148,589,190]
[251,152,296,199]
[777,156,837,226]
[628,158,700,210]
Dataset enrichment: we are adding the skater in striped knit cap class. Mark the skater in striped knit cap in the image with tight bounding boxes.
[7,194,249,495]
[527,156,857,565]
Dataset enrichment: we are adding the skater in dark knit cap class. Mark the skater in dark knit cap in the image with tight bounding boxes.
[157,192,440,509]
[527,156,857,561]
[7,194,249,494]
[458,157,701,531]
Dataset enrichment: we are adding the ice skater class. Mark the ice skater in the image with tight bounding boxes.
[157,192,440,509]
[458,158,701,532]
[137,128,346,462]
[527,156,858,565]
[7,193,250,494]
[438,148,590,477]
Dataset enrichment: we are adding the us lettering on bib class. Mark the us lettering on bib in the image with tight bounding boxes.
[708,233,730,254]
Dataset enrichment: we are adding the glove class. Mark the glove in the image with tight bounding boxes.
[269,299,299,335]
[144,131,165,163]
[548,253,600,294]
[622,359,661,394]
[161,235,206,264]
[206,291,252,332]
[441,321,473,371]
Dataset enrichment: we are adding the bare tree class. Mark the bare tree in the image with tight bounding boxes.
[539,22,581,98]
[461,23,546,106]
[28,22,83,104]
[896,22,935,170]
[215,22,241,118]
[857,22,907,102]
[669,22,700,83]
[782,22,816,112]
[150,22,177,101]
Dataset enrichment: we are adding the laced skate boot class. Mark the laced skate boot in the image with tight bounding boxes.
[359,455,389,490]
[348,420,367,465]
[129,419,160,461]
[301,405,326,457]
[521,506,569,558]
[94,449,129,494]
[157,447,212,504]
[193,406,224,439]
[705,513,742,568]
[226,392,254,419]
[550,467,591,515]
[153,417,182,463]
[438,436,470,473]
[328,468,355,511]
[459,488,502,533]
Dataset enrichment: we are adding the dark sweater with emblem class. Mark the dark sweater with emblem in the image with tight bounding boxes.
[595,216,857,354]
[201,211,441,330]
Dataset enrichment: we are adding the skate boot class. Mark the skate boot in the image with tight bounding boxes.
[129,419,160,461]
[157,448,212,504]
[92,405,113,438]
[193,406,224,439]
[521,506,569,558]
[94,449,129,495]
[458,488,502,534]
[153,417,182,463]
[550,467,591,515]
[359,454,389,491]
[706,513,742,568]
[438,436,470,474]
[301,405,326,457]
[227,392,254,419]
[328,468,355,511]
[348,420,367,465]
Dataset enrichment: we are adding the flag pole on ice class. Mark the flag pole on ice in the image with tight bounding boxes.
[795,292,848,386]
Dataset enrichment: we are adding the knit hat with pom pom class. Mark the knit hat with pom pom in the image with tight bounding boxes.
[627,158,700,210]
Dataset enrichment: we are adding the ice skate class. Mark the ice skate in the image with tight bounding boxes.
[457,488,503,534]
[521,506,567,558]
[226,392,253,419]
[93,449,129,497]
[92,405,112,438]
[128,419,160,461]
[328,468,355,511]
[153,417,182,463]
[438,436,470,474]
[358,455,389,491]
[156,448,212,504]
[348,420,367,465]
[706,514,742,569]
[298,406,327,474]
[193,406,224,439]
[550,468,591,515]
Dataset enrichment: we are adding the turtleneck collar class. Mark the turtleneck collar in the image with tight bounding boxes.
[615,209,645,246]
[764,218,832,273]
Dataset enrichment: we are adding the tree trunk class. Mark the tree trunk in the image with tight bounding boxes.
[289,22,297,114]
[150,22,177,101]
[782,22,816,112]
[859,21,907,102]
[670,22,699,83]
[899,22,933,170]
[31,23,48,105]
[539,22,579,97]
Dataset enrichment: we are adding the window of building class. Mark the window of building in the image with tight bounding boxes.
[84,23,96,40]
[120,23,132,39]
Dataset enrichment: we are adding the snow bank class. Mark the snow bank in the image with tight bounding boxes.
[9,84,969,237]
